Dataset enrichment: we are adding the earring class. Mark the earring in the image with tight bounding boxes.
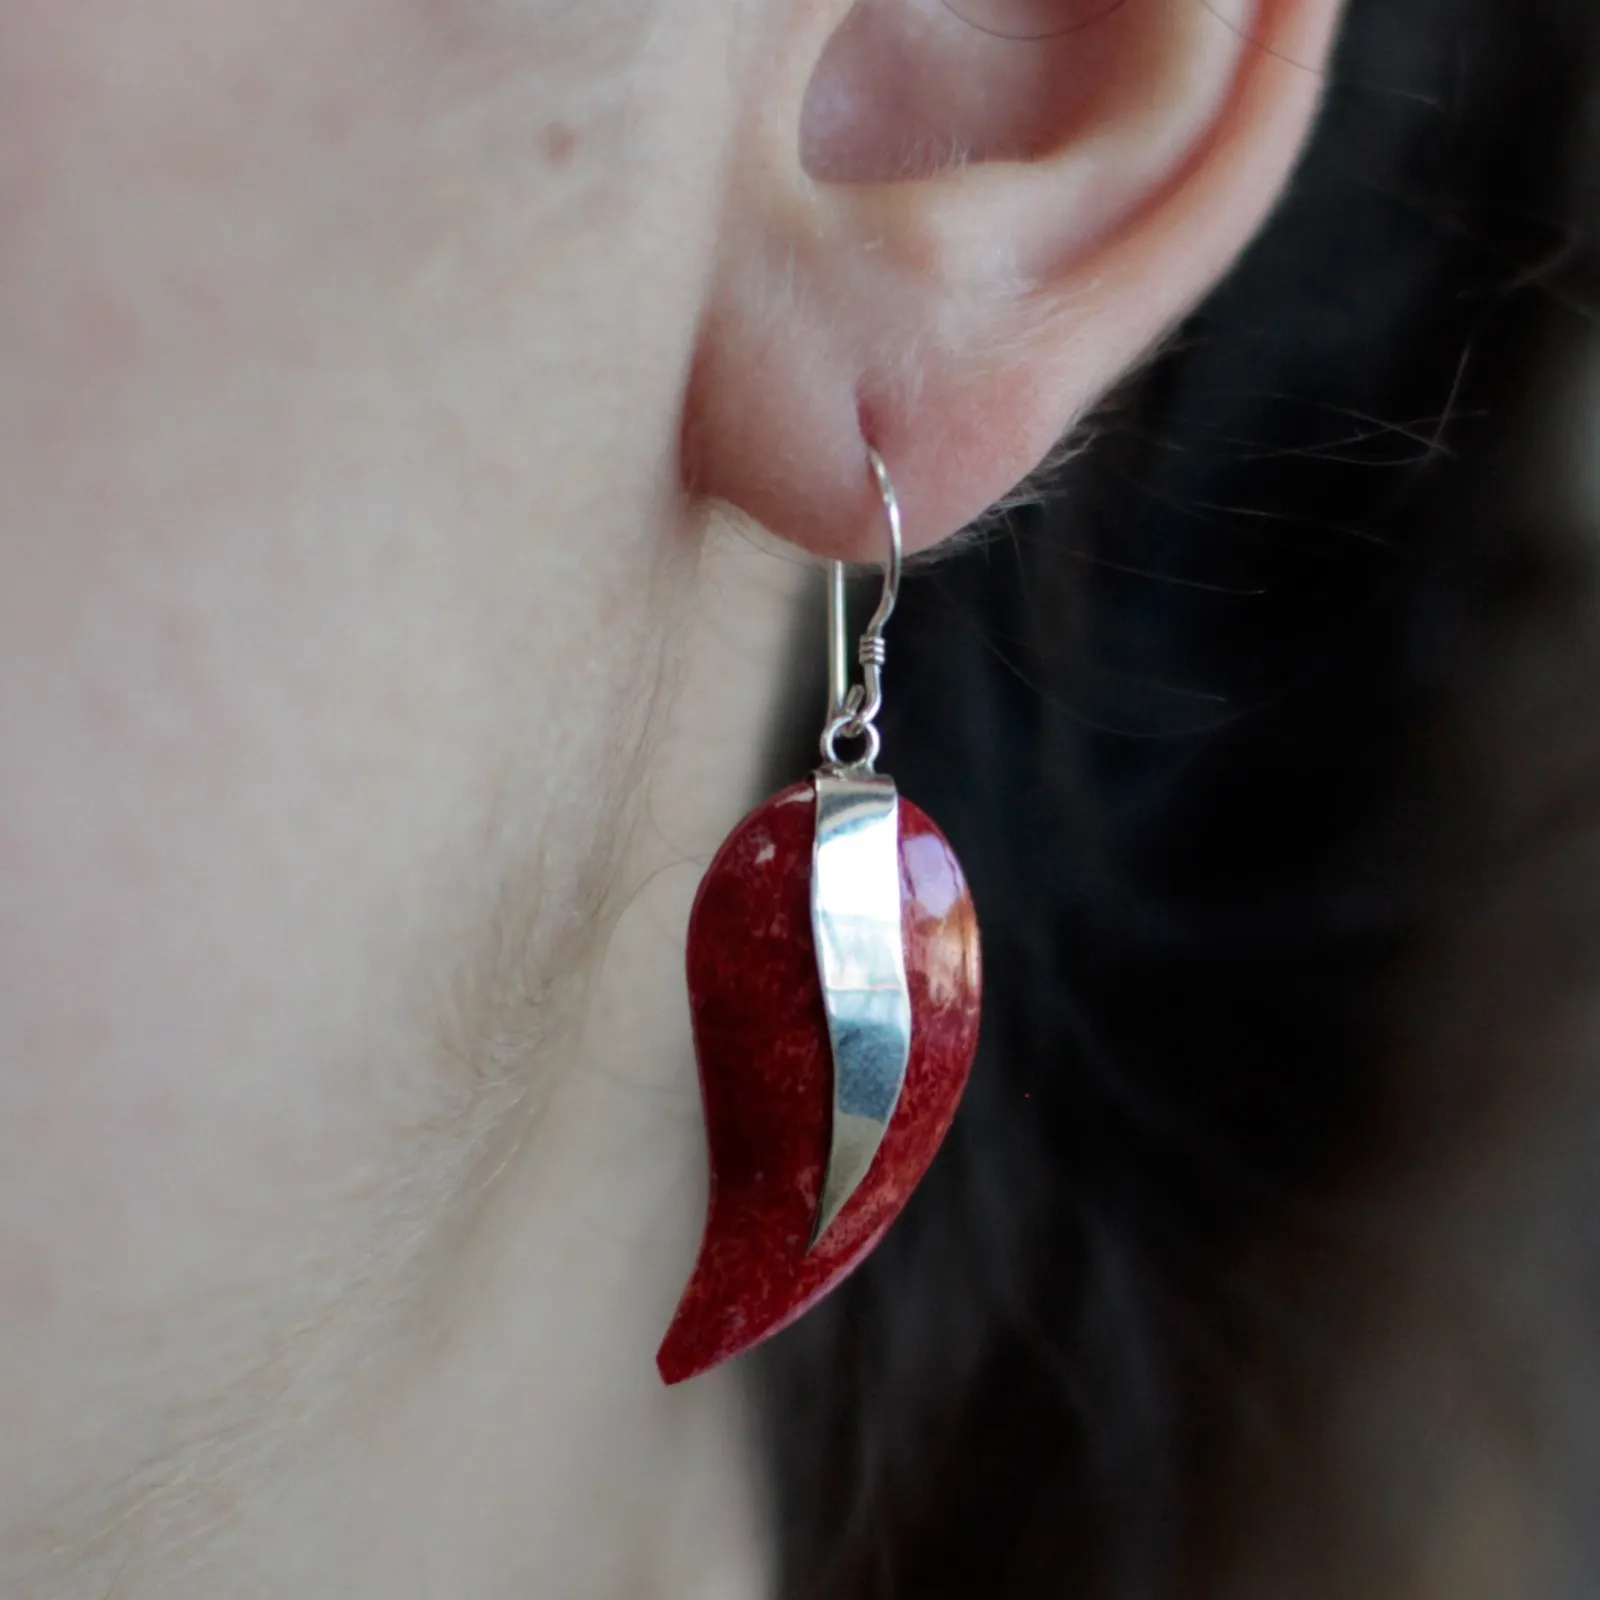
[657,447,982,1385]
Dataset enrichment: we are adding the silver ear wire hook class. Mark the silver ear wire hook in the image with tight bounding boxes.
[820,447,903,773]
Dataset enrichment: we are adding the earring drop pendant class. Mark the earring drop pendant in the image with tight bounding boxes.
[657,450,982,1385]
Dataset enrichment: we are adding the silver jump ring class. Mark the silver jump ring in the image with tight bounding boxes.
[820,718,882,772]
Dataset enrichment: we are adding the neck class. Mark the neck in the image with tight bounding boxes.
[62,518,798,1600]
[326,518,800,1600]
[360,519,801,1600]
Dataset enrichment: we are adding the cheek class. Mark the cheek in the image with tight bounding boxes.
[0,0,723,1567]
[0,512,664,1556]
[0,544,395,1531]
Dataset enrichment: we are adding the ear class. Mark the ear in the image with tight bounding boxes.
[683,0,1346,559]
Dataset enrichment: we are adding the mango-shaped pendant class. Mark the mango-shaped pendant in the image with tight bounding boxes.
[657,446,982,1383]
[655,773,981,1384]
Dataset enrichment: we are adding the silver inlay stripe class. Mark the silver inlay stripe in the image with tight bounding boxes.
[809,774,912,1248]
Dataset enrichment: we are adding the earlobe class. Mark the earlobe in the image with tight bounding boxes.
[683,0,1345,561]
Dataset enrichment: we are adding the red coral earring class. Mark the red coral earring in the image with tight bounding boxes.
[657,448,982,1385]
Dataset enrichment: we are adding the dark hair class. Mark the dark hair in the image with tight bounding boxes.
[762,2,1600,1594]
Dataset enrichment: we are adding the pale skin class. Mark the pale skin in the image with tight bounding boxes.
[0,1,1343,1595]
